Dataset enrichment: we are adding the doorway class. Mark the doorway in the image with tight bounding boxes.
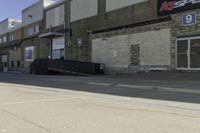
[52,37,65,60]
[1,55,8,72]
[176,37,200,70]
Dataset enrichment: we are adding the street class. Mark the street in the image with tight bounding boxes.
[0,72,200,132]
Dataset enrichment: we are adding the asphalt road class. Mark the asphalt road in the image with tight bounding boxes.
[0,77,200,133]
[0,72,200,104]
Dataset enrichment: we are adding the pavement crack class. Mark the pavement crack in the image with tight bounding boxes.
[1,109,54,133]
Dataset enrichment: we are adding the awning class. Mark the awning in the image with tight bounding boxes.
[39,32,64,38]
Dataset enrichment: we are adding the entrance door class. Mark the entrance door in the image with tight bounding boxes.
[177,40,189,69]
[177,37,200,70]
[52,37,65,60]
[190,39,200,68]
[1,55,8,72]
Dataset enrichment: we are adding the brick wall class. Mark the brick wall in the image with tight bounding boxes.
[69,0,159,62]
[171,9,200,69]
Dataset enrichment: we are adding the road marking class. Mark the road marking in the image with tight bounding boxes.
[88,82,112,87]
[117,84,200,94]
[159,86,200,94]
[117,84,153,90]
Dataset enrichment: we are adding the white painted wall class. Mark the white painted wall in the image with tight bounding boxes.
[22,1,43,26]
[0,20,9,34]
[46,5,64,28]
[52,37,65,49]
[0,19,21,34]
[92,35,130,68]
[92,29,171,68]
[71,0,97,22]
[106,0,148,12]
[130,29,171,66]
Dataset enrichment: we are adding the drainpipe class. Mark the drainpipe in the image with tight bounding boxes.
[67,0,71,60]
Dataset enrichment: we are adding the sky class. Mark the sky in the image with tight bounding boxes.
[0,0,39,22]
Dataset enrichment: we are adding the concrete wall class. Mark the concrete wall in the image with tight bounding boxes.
[21,38,49,69]
[23,21,40,38]
[171,9,200,69]
[69,0,158,62]
[71,0,98,22]
[9,47,21,69]
[0,19,9,34]
[130,29,171,66]
[106,0,148,12]
[92,35,130,68]
[46,5,64,29]
[92,22,171,73]
[8,29,22,41]
[22,1,43,26]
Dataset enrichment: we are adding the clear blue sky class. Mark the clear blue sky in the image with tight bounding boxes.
[0,0,39,21]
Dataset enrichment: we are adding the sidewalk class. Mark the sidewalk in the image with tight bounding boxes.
[0,82,200,133]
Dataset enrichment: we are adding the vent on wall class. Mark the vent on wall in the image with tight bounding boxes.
[28,15,33,18]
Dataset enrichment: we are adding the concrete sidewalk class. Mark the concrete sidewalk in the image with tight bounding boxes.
[0,83,200,133]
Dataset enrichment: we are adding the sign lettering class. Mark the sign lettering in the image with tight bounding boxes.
[158,0,200,16]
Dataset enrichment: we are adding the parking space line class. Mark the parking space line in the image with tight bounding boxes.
[117,84,152,90]
[117,84,200,94]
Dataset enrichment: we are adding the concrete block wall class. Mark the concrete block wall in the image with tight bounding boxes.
[92,34,130,68]
[92,21,171,74]
[130,29,171,66]
[69,0,159,62]
[171,9,200,69]
[8,47,21,71]
[21,37,49,69]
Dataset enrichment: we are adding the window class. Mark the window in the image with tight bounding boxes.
[26,25,39,36]
[52,37,65,59]
[26,27,34,36]
[35,25,39,33]
[0,38,2,43]
[17,60,20,67]
[9,34,14,41]
[25,46,34,61]
[177,38,200,69]
[3,36,7,43]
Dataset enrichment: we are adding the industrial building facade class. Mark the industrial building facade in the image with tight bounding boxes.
[0,0,200,74]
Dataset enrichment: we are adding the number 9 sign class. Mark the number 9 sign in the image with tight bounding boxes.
[182,12,196,25]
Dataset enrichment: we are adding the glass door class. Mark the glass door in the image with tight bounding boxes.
[177,37,200,70]
[176,40,189,69]
[190,39,200,68]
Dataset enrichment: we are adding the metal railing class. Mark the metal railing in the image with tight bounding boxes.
[30,59,104,75]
